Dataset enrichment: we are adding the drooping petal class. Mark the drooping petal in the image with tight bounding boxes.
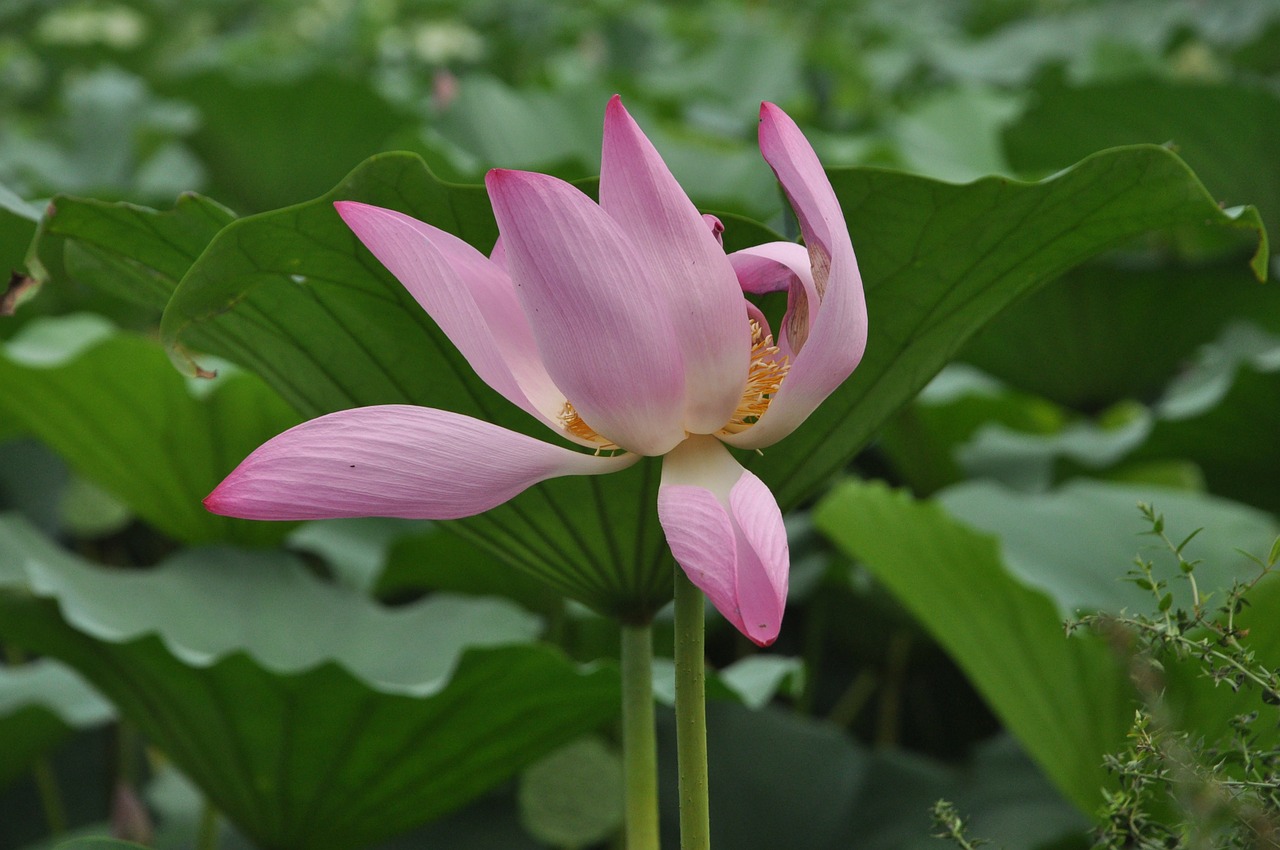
[722,103,868,451]
[728,241,819,359]
[334,202,580,441]
[204,405,637,521]
[599,96,750,435]
[486,168,687,456]
[656,436,788,646]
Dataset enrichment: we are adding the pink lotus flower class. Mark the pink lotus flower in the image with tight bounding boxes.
[205,97,866,646]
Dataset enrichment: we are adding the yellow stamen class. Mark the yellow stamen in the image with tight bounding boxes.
[719,318,790,435]
[559,401,622,453]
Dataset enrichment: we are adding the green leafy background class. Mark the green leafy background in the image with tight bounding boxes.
[1,0,1277,847]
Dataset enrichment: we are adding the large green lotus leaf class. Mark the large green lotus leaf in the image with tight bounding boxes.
[957,259,1280,411]
[161,146,1265,620]
[0,515,619,850]
[0,660,113,790]
[1004,78,1280,241]
[956,77,1280,409]
[29,193,234,312]
[812,479,1133,813]
[941,476,1280,753]
[0,315,301,546]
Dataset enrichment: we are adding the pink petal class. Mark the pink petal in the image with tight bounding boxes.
[204,405,637,521]
[599,96,750,435]
[657,436,788,646]
[727,242,819,359]
[486,168,687,456]
[334,202,574,439]
[723,104,868,451]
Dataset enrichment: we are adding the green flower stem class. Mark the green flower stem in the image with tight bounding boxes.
[674,569,710,850]
[620,623,659,850]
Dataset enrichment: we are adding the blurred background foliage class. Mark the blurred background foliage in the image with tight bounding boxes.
[1,0,1278,847]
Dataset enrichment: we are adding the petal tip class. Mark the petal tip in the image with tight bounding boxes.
[333,200,381,230]
[202,486,230,517]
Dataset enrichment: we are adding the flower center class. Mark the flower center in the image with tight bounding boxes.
[718,317,789,435]
[558,318,790,450]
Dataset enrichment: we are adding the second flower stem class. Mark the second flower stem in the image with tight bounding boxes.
[621,623,660,850]
[674,569,710,849]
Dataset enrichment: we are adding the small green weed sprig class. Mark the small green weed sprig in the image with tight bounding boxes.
[1077,503,1280,850]
[930,799,987,849]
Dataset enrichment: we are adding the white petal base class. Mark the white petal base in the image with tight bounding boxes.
[657,435,788,646]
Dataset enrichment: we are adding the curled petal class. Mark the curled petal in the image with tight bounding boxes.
[486,168,687,456]
[600,96,749,436]
[205,405,637,521]
[723,104,868,451]
[334,202,576,440]
[657,436,788,646]
[702,214,725,247]
[728,241,819,359]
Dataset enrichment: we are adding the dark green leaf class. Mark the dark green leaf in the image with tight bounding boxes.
[958,260,1280,411]
[844,735,1088,849]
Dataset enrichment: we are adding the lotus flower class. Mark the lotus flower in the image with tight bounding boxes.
[205,96,866,646]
